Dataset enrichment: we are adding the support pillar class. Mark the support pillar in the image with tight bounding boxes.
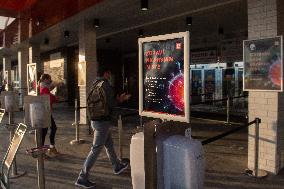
[78,20,98,124]
[3,55,12,91]
[247,0,284,174]
[18,45,29,107]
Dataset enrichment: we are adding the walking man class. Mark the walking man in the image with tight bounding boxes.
[75,67,131,188]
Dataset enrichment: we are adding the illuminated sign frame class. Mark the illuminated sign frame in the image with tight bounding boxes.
[138,31,190,123]
[27,63,37,96]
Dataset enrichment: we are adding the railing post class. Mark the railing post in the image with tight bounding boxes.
[254,117,260,177]
[70,99,85,145]
[9,112,17,176]
[140,116,143,128]
[75,99,79,141]
[212,93,215,106]
[226,95,230,125]
[250,117,267,178]
[35,129,45,189]
[118,115,123,159]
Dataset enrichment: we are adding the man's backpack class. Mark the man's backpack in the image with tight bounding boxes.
[87,80,109,120]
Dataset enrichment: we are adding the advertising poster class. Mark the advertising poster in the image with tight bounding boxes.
[244,36,283,91]
[27,63,37,96]
[139,32,190,123]
[204,69,215,100]
[222,68,235,97]
[191,70,202,96]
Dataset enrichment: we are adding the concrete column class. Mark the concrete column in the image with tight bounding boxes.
[3,55,12,91]
[78,20,98,124]
[247,0,284,174]
[18,45,29,106]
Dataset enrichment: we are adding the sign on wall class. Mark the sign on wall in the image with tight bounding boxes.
[138,32,190,123]
[27,63,37,96]
[243,36,283,91]
[191,49,217,64]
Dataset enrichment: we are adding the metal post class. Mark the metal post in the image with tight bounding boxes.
[9,112,17,176]
[254,118,259,177]
[226,95,230,125]
[140,116,143,128]
[75,99,79,141]
[70,99,85,145]
[35,129,45,189]
[253,118,267,178]
[118,115,123,159]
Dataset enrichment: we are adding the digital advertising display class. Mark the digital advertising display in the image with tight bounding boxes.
[139,32,190,123]
[244,36,283,91]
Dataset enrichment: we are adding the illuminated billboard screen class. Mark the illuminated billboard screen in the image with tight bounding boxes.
[139,32,190,123]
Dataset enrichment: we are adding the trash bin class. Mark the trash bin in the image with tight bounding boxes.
[163,135,205,189]
[130,132,145,189]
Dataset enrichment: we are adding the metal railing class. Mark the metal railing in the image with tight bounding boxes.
[202,117,265,178]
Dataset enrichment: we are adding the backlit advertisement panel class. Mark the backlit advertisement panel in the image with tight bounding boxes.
[139,32,190,123]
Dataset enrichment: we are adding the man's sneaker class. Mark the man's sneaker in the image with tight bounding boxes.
[75,178,96,188]
[114,161,129,175]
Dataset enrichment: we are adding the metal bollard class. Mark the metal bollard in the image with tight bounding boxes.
[118,115,123,159]
[140,116,143,128]
[35,129,45,189]
[225,95,231,125]
[70,99,85,145]
[253,118,267,178]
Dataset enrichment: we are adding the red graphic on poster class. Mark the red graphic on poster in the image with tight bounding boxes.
[269,58,281,87]
[176,43,181,49]
[168,74,184,111]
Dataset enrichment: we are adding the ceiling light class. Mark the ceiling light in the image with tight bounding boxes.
[139,29,144,37]
[141,0,148,11]
[186,17,192,26]
[94,19,100,28]
[44,38,49,45]
[64,30,70,38]
[218,27,224,35]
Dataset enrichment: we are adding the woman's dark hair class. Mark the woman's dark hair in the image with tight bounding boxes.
[39,73,51,83]
[97,67,111,77]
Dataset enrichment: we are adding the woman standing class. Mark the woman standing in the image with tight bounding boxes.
[39,73,59,157]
